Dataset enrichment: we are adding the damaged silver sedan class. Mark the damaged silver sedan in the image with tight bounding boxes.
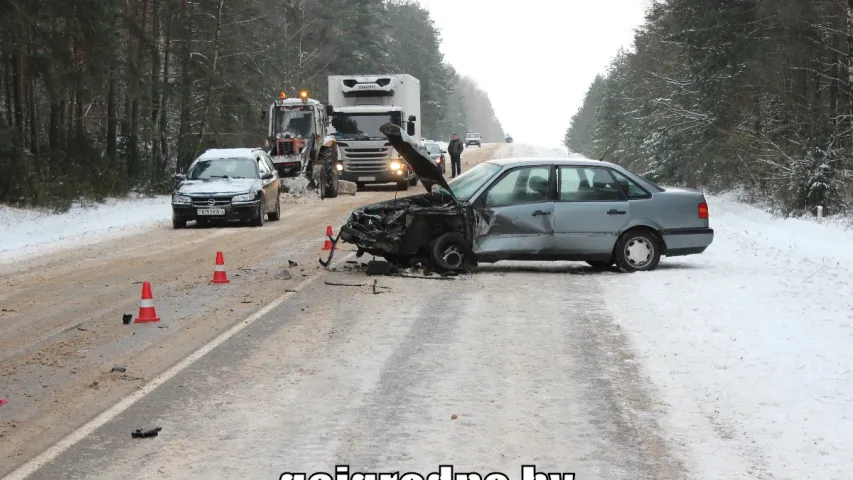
[333,123,714,273]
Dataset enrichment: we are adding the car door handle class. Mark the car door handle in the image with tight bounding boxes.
[607,209,627,215]
[532,210,552,216]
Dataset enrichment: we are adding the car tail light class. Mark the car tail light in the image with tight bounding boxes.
[698,202,709,219]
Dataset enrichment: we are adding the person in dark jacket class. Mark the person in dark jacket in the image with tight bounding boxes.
[447,133,464,177]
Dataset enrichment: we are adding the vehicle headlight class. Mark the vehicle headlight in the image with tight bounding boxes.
[232,192,256,203]
[172,194,191,204]
[336,163,343,171]
[390,160,401,171]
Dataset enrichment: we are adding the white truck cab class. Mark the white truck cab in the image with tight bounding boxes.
[326,74,421,190]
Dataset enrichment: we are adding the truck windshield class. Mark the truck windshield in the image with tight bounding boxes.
[440,162,502,201]
[332,112,401,140]
[274,106,314,138]
[187,158,258,180]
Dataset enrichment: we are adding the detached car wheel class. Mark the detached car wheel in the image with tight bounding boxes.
[431,232,473,271]
[614,230,660,272]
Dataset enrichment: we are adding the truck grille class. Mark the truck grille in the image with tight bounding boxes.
[340,144,393,173]
[191,196,233,207]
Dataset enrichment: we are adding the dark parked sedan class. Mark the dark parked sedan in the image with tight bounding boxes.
[171,148,281,228]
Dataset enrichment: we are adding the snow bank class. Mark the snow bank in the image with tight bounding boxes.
[0,195,170,264]
[601,192,853,478]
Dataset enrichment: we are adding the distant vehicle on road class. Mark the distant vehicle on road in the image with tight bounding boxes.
[423,141,446,174]
[505,135,513,143]
[465,132,482,147]
[171,148,282,229]
[337,124,714,273]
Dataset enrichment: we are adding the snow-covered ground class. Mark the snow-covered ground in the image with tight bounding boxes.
[601,191,853,479]
[0,195,170,264]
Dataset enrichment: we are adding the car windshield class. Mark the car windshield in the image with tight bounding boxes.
[466,134,479,138]
[274,105,314,138]
[331,112,401,141]
[424,143,441,155]
[435,162,502,201]
[187,158,258,180]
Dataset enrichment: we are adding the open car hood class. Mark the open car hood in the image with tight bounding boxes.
[379,123,457,203]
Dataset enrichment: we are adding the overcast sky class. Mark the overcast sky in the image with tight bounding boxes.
[415,0,651,148]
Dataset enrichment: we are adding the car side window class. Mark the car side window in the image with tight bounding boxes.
[558,167,623,202]
[262,154,276,175]
[256,156,270,175]
[484,167,551,207]
[609,169,651,199]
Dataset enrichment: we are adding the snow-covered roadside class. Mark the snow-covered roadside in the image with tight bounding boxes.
[600,192,853,479]
[0,195,171,264]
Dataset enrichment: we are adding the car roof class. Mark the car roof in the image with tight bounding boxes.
[196,148,263,161]
[484,156,622,169]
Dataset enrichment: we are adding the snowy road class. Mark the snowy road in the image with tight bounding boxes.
[3,143,853,480]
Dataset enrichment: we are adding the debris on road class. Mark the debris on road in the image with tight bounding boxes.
[324,280,367,287]
[131,427,162,438]
[122,314,132,325]
[111,366,127,373]
[338,180,357,196]
[451,414,457,420]
[276,270,292,280]
[372,279,392,294]
[288,260,298,268]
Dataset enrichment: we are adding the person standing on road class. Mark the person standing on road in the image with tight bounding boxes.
[447,133,464,178]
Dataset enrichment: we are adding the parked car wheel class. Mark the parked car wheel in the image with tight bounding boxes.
[397,178,409,191]
[252,202,265,227]
[172,217,186,229]
[614,229,661,272]
[408,175,418,186]
[430,232,473,271]
[268,195,281,221]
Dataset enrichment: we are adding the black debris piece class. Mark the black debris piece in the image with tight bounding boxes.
[111,366,127,373]
[288,260,298,268]
[122,314,133,325]
[131,427,162,438]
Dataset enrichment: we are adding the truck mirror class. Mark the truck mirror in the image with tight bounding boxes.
[261,108,265,121]
[406,122,415,136]
[325,104,334,116]
[408,115,417,122]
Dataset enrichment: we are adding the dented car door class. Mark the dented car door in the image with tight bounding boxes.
[473,165,556,255]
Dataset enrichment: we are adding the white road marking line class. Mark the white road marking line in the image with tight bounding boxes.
[3,251,356,480]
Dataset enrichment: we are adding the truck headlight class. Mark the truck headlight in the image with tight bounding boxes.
[232,192,256,203]
[390,160,401,171]
[336,163,343,171]
[172,194,191,204]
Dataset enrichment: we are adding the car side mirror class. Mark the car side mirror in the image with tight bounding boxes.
[175,173,186,182]
[262,172,274,180]
[406,122,415,136]
[261,108,266,121]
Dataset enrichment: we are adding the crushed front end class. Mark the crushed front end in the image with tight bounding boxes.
[339,192,471,267]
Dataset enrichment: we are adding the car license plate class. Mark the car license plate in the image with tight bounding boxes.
[197,208,225,216]
[358,176,375,182]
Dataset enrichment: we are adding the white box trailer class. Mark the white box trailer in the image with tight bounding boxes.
[326,74,421,190]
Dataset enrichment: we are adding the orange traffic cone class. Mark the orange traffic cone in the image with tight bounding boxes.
[211,251,230,284]
[134,282,160,323]
[322,225,336,251]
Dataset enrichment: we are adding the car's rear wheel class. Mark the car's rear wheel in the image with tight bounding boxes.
[614,230,661,272]
[430,232,473,271]
[268,195,281,221]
